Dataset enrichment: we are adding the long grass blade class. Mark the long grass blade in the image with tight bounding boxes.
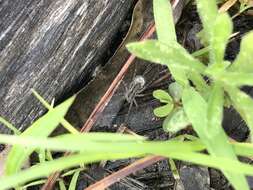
[0,133,204,154]
[68,170,81,190]
[2,150,253,190]
[5,96,75,175]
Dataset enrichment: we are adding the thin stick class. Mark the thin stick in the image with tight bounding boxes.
[85,156,165,190]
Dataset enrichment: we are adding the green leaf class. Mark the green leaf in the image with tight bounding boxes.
[208,84,249,189]
[59,180,67,190]
[127,40,206,73]
[163,108,190,133]
[195,0,218,41]
[68,170,81,190]
[182,87,208,139]
[153,0,188,85]
[218,72,253,87]
[153,0,176,43]
[209,13,233,64]
[206,83,224,137]
[182,87,249,190]
[153,89,172,103]
[205,61,231,77]
[154,103,174,117]
[5,96,75,175]
[229,32,253,72]
[168,82,183,102]
[226,87,253,140]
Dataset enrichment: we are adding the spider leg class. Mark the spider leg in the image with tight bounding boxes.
[130,62,138,81]
[125,99,134,123]
[143,65,161,89]
[122,80,131,101]
[142,63,155,77]
[133,98,138,107]
[135,93,145,97]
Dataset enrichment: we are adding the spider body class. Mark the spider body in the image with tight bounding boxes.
[124,75,146,107]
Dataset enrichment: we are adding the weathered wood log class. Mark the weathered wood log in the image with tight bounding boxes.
[0,0,135,134]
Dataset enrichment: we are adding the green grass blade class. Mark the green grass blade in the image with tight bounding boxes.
[182,87,249,190]
[127,40,206,73]
[68,170,81,190]
[168,136,253,159]
[226,87,253,140]
[2,151,253,190]
[229,32,253,72]
[153,0,176,43]
[31,89,52,110]
[0,153,143,190]
[5,96,75,175]
[22,179,46,189]
[166,151,253,176]
[0,117,20,135]
[32,90,79,134]
[59,180,67,190]
[61,168,85,177]
[209,13,232,64]
[0,133,205,154]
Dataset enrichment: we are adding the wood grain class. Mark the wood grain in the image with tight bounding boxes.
[0,0,134,133]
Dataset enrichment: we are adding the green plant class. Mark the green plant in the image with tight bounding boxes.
[1,93,253,189]
[127,0,253,189]
[1,0,253,189]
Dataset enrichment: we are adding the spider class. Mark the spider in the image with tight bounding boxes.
[124,75,146,109]
[122,63,166,119]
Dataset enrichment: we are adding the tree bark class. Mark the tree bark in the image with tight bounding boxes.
[0,0,134,133]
